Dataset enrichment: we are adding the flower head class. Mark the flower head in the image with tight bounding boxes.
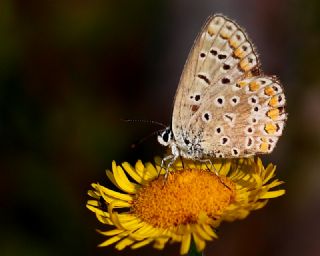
[87,157,284,254]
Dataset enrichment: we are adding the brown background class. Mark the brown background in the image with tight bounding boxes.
[1,0,319,255]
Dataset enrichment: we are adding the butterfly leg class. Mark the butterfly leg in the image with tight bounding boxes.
[160,154,174,179]
[199,158,232,190]
[179,155,185,169]
[199,159,215,173]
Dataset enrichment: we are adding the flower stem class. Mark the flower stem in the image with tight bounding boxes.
[188,239,203,256]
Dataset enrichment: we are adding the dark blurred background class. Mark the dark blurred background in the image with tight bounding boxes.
[1,0,319,255]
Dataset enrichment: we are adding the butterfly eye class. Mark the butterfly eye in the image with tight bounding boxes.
[159,128,172,144]
[162,132,169,142]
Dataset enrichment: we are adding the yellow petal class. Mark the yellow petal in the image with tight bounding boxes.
[99,185,133,202]
[87,189,99,199]
[106,169,122,190]
[133,224,156,236]
[252,200,268,210]
[145,162,158,177]
[265,179,284,189]
[193,232,206,252]
[260,189,285,199]
[115,237,135,250]
[86,199,100,207]
[180,233,191,255]
[108,208,126,230]
[96,214,112,225]
[131,238,153,249]
[116,214,145,231]
[202,224,218,239]
[113,165,138,193]
[99,235,123,247]
[135,160,155,180]
[86,204,110,217]
[194,224,213,241]
[119,218,143,230]
[176,224,191,235]
[116,213,137,222]
[122,162,144,183]
[263,164,276,184]
[98,229,124,236]
[103,197,130,208]
[153,237,169,250]
[218,160,232,176]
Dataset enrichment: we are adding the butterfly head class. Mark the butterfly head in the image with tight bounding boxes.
[157,127,173,147]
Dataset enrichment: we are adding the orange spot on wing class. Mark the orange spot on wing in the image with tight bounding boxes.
[238,81,247,88]
[229,39,238,48]
[239,59,251,72]
[268,96,278,107]
[264,86,275,96]
[249,81,260,91]
[267,108,280,120]
[208,25,216,36]
[264,123,277,134]
[220,31,230,39]
[260,142,269,152]
[234,48,245,58]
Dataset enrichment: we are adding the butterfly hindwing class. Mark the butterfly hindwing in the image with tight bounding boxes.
[189,76,287,158]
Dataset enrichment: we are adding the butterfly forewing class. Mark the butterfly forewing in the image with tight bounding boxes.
[171,14,286,159]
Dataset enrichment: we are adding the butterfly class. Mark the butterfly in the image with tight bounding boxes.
[157,14,287,166]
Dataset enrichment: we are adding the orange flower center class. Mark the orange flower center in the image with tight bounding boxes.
[131,169,235,228]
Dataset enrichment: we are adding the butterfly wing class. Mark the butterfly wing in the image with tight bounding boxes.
[171,14,287,158]
[190,76,287,157]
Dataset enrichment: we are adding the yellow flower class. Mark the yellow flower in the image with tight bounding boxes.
[86,157,285,255]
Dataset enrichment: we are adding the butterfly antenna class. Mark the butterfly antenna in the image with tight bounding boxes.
[121,119,167,128]
[131,128,164,149]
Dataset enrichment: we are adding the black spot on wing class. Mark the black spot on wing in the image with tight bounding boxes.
[197,74,211,85]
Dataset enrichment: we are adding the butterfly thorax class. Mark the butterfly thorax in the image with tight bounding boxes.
[158,127,205,160]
